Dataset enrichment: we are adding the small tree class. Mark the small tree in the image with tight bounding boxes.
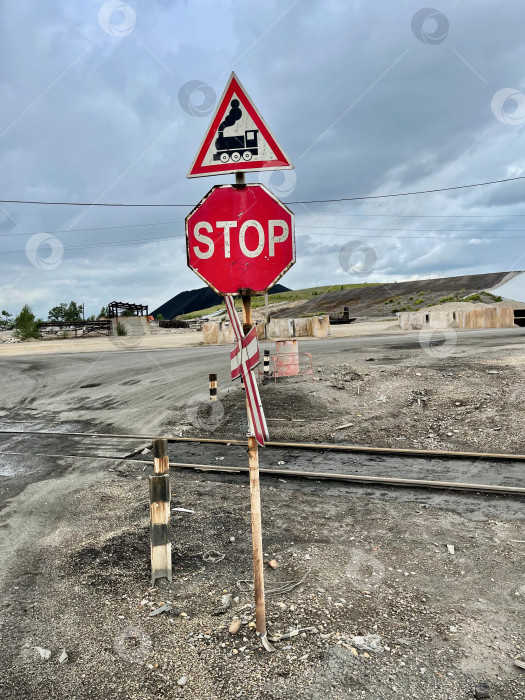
[120,309,135,317]
[156,313,164,320]
[1,309,12,328]
[48,301,82,322]
[14,305,39,339]
[98,306,108,318]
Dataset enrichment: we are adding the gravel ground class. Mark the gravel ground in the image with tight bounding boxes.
[179,336,525,455]
[2,340,525,699]
[1,461,524,700]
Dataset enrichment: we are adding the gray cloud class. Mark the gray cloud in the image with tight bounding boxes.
[2,0,525,318]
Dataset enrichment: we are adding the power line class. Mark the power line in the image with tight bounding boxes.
[297,225,525,233]
[1,234,185,255]
[289,175,525,204]
[5,228,525,256]
[299,212,525,218]
[1,174,524,208]
[0,220,184,238]
[4,214,525,241]
[7,222,525,241]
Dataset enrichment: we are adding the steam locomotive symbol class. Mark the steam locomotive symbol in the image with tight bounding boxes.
[213,99,259,163]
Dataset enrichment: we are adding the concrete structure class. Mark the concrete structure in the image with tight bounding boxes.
[202,320,237,344]
[203,316,330,344]
[398,306,515,331]
[111,316,150,337]
[267,318,294,339]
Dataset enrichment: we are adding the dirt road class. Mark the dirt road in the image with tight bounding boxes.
[1,331,525,699]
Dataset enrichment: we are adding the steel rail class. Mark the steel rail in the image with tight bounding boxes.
[0,428,525,462]
[167,462,525,496]
[0,449,523,496]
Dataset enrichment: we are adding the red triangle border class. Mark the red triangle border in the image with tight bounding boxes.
[187,72,294,178]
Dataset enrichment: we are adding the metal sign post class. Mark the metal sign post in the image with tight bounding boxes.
[185,74,295,651]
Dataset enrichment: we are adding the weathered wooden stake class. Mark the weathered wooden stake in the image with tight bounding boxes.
[150,438,172,585]
[241,293,267,638]
[209,373,218,401]
[263,349,270,381]
[153,438,169,474]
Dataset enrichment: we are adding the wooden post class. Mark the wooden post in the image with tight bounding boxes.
[209,373,218,401]
[263,349,270,381]
[150,439,172,585]
[153,439,169,474]
[241,293,267,638]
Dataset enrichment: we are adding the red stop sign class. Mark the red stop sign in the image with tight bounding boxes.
[186,184,295,295]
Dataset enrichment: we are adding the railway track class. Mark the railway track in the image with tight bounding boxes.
[1,425,525,497]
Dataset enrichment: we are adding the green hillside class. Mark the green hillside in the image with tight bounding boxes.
[178,283,378,320]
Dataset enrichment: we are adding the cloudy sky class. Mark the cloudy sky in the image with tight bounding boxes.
[2,0,525,319]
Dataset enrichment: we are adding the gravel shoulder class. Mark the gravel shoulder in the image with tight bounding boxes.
[1,338,525,699]
[1,458,524,700]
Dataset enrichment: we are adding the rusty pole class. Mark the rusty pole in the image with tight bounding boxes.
[241,293,267,639]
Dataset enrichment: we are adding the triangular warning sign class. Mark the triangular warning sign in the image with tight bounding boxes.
[187,72,294,179]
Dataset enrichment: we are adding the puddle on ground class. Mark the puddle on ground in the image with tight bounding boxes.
[0,459,26,477]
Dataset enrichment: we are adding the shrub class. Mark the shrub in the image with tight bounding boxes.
[116,321,128,336]
[156,314,164,320]
[414,299,425,305]
[13,305,39,340]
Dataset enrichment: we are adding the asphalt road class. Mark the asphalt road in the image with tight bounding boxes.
[1,326,524,512]
[2,326,525,431]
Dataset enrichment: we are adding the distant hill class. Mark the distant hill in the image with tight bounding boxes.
[272,271,521,319]
[152,284,290,320]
